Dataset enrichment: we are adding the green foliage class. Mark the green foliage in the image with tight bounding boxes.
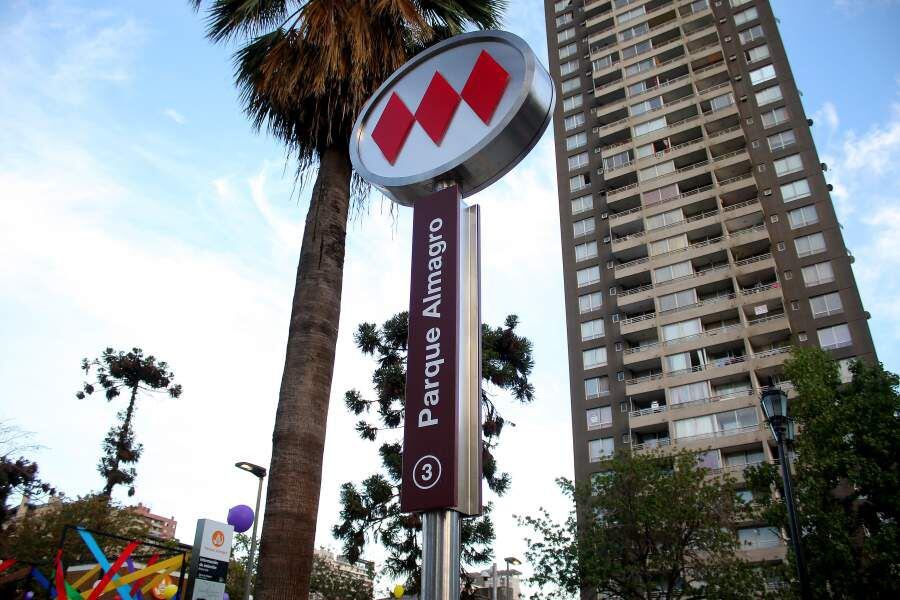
[191,0,506,196]
[333,312,534,592]
[745,347,900,599]
[519,450,774,600]
[0,495,151,566]
[77,347,182,497]
[0,422,55,528]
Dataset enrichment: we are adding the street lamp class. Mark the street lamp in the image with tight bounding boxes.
[759,389,810,600]
[503,557,521,600]
[235,461,267,600]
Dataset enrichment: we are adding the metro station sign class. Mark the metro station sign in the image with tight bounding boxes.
[350,30,554,515]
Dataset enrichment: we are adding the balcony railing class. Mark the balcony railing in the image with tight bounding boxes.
[674,423,764,444]
[740,282,780,297]
[630,403,668,418]
[708,123,743,139]
[636,136,704,164]
[747,312,787,327]
[753,345,792,359]
[621,311,657,326]
[734,252,773,267]
[623,340,662,355]
[717,172,755,187]
[631,437,672,451]
[669,389,754,411]
[722,197,760,212]
[711,147,747,163]
[612,207,719,244]
[626,73,692,102]
[691,59,726,77]
[658,291,737,316]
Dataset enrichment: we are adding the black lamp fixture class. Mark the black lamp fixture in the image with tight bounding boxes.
[235,461,267,479]
[759,387,809,599]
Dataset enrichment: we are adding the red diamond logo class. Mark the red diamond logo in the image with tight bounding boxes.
[371,92,415,164]
[461,50,510,125]
[415,72,461,145]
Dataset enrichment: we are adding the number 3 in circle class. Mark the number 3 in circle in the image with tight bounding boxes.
[412,455,442,490]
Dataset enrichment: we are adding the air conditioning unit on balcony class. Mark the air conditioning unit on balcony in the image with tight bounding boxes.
[763,189,773,196]
[601,212,608,219]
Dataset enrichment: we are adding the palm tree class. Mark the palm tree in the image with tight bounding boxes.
[190,2,506,598]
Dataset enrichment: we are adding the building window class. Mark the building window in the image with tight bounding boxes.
[559,42,577,60]
[583,347,608,369]
[575,240,599,262]
[768,130,797,152]
[801,261,835,287]
[633,116,667,137]
[739,24,765,44]
[556,12,574,27]
[585,376,611,398]
[579,291,604,313]
[709,92,735,112]
[587,406,613,430]
[781,178,811,202]
[654,260,693,284]
[618,5,647,24]
[798,332,808,342]
[662,318,702,342]
[638,160,675,181]
[649,234,688,256]
[577,265,602,287]
[645,207,683,230]
[749,64,776,86]
[658,288,698,312]
[566,131,587,150]
[617,373,626,383]
[730,0,753,6]
[573,216,596,238]
[817,323,852,350]
[755,85,783,107]
[625,58,654,78]
[761,106,789,128]
[745,44,770,64]
[669,381,711,405]
[622,39,653,60]
[788,204,818,229]
[784,269,793,280]
[581,318,606,341]
[561,77,581,94]
[569,152,590,171]
[558,28,575,43]
[560,59,579,77]
[589,437,615,462]
[776,241,786,251]
[810,292,843,318]
[642,183,679,204]
[571,194,593,215]
[674,407,758,440]
[563,94,583,112]
[564,112,586,131]
[791,300,801,311]
[733,6,759,25]
[795,232,826,257]
[618,22,650,42]
[603,149,634,171]
[630,95,664,117]
[738,525,781,549]
[554,0,572,12]
[570,173,591,192]
[774,153,803,176]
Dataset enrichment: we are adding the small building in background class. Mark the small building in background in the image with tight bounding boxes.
[127,502,177,540]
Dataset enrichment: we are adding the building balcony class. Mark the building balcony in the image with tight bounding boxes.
[629,388,757,429]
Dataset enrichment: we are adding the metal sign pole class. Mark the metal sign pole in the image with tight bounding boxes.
[347,28,554,600]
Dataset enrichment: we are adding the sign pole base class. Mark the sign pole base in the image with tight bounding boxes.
[421,509,460,600]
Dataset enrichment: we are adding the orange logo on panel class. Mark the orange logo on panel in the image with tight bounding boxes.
[211,530,225,547]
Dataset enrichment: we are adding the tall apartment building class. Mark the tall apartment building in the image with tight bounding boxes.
[543,0,875,562]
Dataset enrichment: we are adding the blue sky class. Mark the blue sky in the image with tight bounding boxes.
[1,0,899,592]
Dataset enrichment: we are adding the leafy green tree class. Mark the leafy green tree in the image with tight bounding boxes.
[0,495,150,566]
[77,347,182,497]
[519,450,773,600]
[309,550,374,600]
[226,533,257,600]
[333,312,534,594]
[190,2,506,597]
[745,347,900,599]
[0,422,55,528]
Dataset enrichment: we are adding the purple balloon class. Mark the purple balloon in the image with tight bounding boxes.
[223,594,229,600]
[25,593,34,600]
[227,504,254,533]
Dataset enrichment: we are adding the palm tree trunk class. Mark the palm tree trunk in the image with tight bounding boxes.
[103,386,138,497]
[255,144,352,600]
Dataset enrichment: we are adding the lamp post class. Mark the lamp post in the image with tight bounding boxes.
[235,461,267,600]
[503,557,521,600]
[760,389,810,600]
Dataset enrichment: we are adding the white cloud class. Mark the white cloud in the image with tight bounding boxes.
[163,108,187,124]
[815,96,900,360]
